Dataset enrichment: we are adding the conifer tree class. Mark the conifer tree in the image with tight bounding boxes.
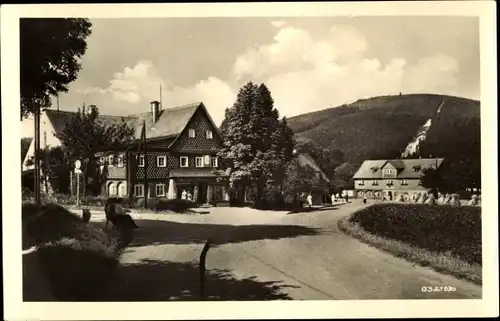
[217,82,295,207]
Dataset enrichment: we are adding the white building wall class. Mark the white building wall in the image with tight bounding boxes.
[22,111,62,171]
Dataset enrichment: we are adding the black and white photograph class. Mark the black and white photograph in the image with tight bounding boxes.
[2,2,498,320]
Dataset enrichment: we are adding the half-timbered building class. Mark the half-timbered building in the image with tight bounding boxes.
[96,101,229,204]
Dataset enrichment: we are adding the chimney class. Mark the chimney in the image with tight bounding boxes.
[150,101,160,122]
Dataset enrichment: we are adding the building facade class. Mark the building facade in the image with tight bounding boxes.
[96,101,229,204]
[22,101,229,204]
[352,158,444,201]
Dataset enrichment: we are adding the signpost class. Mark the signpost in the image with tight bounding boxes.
[75,160,82,207]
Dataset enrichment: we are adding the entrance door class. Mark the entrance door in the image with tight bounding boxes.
[198,183,207,204]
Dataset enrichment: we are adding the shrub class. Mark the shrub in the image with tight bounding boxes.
[150,198,197,212]
[348,204,481,265]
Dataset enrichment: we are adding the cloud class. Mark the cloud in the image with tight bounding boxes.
[231,24,460,117]
[271,20,287,28]
[77,60,163,104]
[77,61,236,125]
[163,76,236,126]
[75,23,462,127]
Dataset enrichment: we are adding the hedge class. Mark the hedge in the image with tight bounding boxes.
[348,203,482,265]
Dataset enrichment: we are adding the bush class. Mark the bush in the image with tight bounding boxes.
[348,204,481,265]
[22,203,124,300]
[150,198,197,212]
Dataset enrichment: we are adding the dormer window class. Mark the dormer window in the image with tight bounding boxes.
[370,166,379,172]
[385,169,394,175]
[188,129,196,138]
[206,130,213,139]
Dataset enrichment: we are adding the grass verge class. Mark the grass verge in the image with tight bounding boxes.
[23,203,126,301]
[338,204,482,285]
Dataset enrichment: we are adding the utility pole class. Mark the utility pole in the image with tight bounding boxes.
[34,107,41,206]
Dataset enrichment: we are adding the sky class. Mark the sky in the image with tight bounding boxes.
[20,16,480,137]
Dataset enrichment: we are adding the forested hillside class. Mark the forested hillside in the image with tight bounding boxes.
[288,94,480,164]
[288,94,481,190]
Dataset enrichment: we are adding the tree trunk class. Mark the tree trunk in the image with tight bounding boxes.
[255,178,266,209]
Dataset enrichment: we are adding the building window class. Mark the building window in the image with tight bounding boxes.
[386,179,393,185]
[134,184,144,197]
[195,156,204,168]
[401,179,408,186]
[157,155,167,167]
[211,157,218,168]
[180,156,189,168]
[118,183,127,197]
[358,180,364,186]
[156,183,165,196]
[108,155,114,167]
[138,154,145,167]
[108,183,117,196]
[188,129,196,138]
[206,130,213,139]
[117,155,124,168]
[372,180,379,186]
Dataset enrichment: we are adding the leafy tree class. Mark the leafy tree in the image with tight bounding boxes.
[420,167,442,198]
[295,138,343,180]
[425,158,481,194]
[217,82,295,207]
[56,105,135,196]
[26,146,70,194]
[283,156,329,205]
[20,18,92,119]
[332,162,358,191]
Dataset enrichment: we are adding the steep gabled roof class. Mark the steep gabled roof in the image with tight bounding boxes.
[353,158,445,179]
[297,153,330,182]
[352,160,387,179]
[44,102,211,146]
[146,102,200,139]
[21,137,33,162]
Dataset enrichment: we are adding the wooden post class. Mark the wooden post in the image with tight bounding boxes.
[199,239,213,299]
[143,121,148,209]
[76,172,80,207]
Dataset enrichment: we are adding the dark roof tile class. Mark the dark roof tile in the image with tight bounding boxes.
[353,158,444,179]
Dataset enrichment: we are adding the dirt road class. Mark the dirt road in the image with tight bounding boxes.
[90,201,482,300]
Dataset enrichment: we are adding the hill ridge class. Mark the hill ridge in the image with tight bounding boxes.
[287,93,480,164]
